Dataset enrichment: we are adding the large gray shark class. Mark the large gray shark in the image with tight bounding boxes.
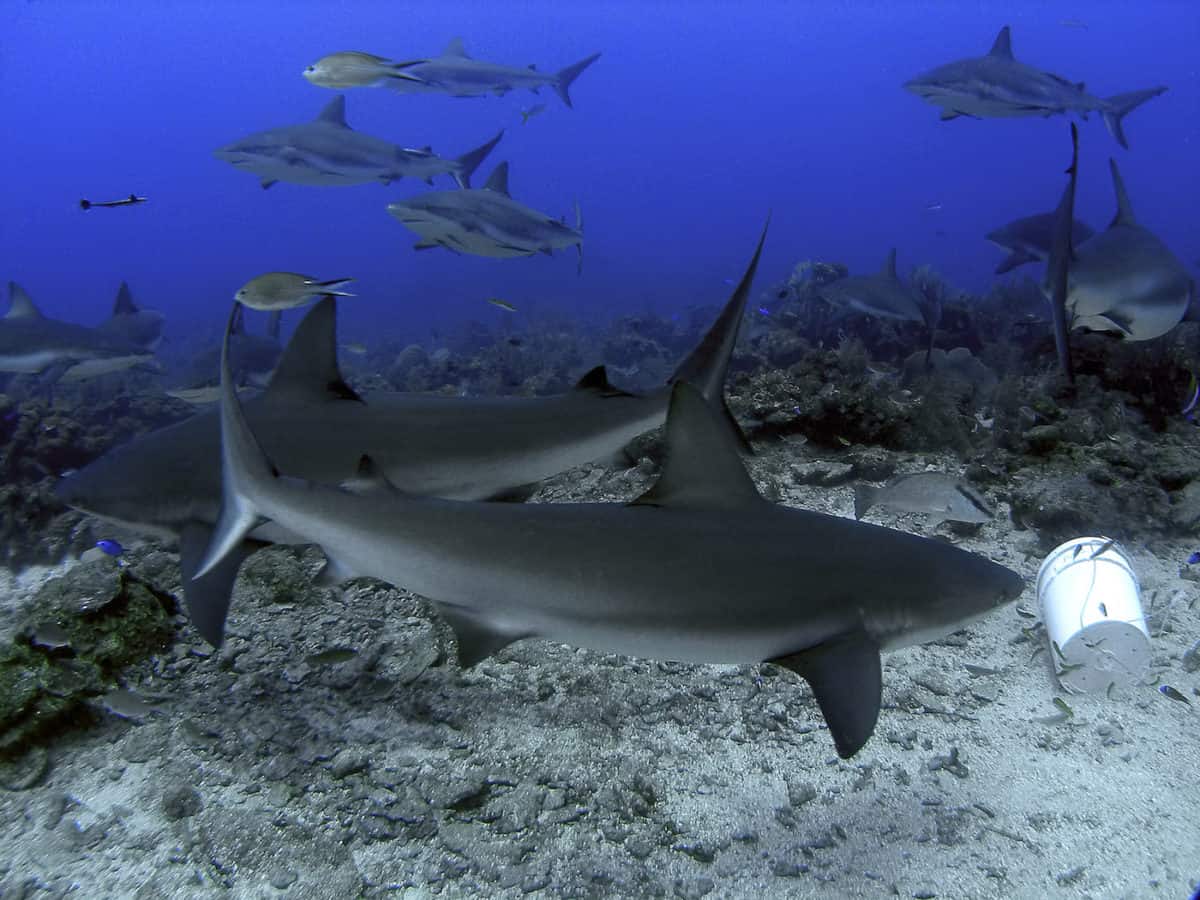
[0,282,157,385]
[386,162,584,269]
[57,229,763,646]
[304,39,601,109]
[174,306,283,394]
[96,281,165,352]
[904,26,1166,149]
[986,212,1096,275]
[818,249,934,325]
[197,302,1023,759]
[214,96,503,190]
[1042,131,1194,380]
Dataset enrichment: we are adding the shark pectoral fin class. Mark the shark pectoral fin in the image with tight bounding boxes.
[37,360,74,387]
[939,109,961,121]
[994,249,1034,275]
[260,178,278,190]
[772,631,882,759]
[440,607,526,668]
[179,523,265,647]
[413,240,439,251]
[1097,311,1134,337]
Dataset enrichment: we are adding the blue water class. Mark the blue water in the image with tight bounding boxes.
[3,0,1196,346]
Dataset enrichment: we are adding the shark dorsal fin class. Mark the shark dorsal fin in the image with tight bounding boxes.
[6,282,43,320]
[316,95,348,127]
[880,247,898,280]
[1107,158,1137,228]
[482,161,511,196]
[263,297,363,404]
[989,25,1014,59]
[633,382,761,510]
[341,454,399,496]
[444,37,470,58]
[112,281,138,316]
[573,365,633,397]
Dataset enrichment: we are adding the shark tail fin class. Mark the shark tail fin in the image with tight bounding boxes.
[1100,87,1166,150]
[195,303,281,580]
[668,218,768,451]
[1044,124,1079,384]
[553,52,601,109]
[453,129,504,189]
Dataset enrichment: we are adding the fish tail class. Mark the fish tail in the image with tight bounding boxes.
[453,129,504,189]
[316,278,355,297]
[195,304,281,580]
[553,52,601,109]
[1100,86,1167,150]
[853,484,876,521]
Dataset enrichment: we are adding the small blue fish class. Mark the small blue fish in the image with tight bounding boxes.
[1159,684,1191,705]
[96,540,125,557]
[1188,551,1200,566]
[757,306,770,317]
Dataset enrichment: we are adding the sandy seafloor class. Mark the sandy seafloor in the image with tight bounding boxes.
[0,439,1198,900]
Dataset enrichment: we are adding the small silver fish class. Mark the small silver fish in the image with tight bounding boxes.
[853,472,993,524]
[235,272,354,311]
[30,622,71,651]
[340,342,368,356]
[98,688,158,720]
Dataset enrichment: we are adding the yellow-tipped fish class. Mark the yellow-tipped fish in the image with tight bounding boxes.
[235,272,354,311]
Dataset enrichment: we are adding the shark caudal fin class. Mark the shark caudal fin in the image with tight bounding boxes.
[553,52,601,108]
[453,129,504,189]
[668,218,768,449]
[1044,124,1079,383]
[1101,87,1166,150]
[194,303,282,580]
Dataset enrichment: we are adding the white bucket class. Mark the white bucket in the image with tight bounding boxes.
[1035,537,1151,693]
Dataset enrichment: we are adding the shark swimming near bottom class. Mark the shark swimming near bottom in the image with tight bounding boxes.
[0,282,158,386]
[985,212,1096,275]
[1041,127,1194,381]
[385,161,583,269]
[57,228,764,646]
[197,296,1024,759]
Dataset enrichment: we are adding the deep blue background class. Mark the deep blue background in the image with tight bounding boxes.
[2,0,1196,349]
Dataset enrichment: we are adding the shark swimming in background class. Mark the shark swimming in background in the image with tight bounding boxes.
[96,282,165,352]
[985,212,1096,275]
[303,39,601,109]
[904,25,1167,149]
[0,282,158,386]
[214,96,503,190]
[175,305,284,394]
[817,249,931,324]
[1041,126,1194,382]
[386,161,584,269]
[196,288,1024,760]
[57,228,763,646]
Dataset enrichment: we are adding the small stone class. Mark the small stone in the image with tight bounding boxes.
[161,785,202,820]
[330,749,368,779]
[269,869,298,890]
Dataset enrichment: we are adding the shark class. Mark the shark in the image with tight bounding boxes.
[96,281,165,352]
[214,96,503,190]
[174,306,283,394]
[986,212,1096,275]
[385,161,583,269]
[56,228,763,646]
[904,25,1167,149]
[304,39,601,109]
[0,282,157,385]
[196,296,1024,759]
[1042,127,1194,382]
[818,249,928,323]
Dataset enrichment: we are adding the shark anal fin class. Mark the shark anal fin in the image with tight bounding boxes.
[772,630,882,759]
[441,607,525,668]
[340,454,400,495]
[179,523,265,648]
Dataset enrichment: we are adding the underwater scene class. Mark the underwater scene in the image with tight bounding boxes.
[2,1,1199,897]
